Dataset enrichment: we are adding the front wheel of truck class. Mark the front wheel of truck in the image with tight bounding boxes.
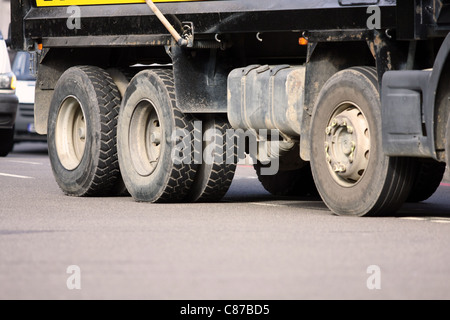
[310,67,416,217]
[47,66,122,197]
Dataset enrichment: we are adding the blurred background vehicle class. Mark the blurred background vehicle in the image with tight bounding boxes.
[0,31,18,157]
[11,51,44,144]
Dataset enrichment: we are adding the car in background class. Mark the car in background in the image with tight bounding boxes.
[0,31,18,157]
[11,51,44,144]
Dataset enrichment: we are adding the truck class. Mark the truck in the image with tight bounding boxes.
[10,0,450,216]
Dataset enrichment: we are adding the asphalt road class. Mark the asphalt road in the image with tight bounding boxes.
[1,142,450,300]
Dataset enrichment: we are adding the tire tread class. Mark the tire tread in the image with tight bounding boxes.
[151,69,198,203]
[70,66,121,197]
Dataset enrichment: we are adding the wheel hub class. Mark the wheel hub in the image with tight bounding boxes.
[325,104,370,187]
[55,96,87,171]
[129,100,162,177]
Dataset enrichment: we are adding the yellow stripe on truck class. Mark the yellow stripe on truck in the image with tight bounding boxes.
[36,0,202,7]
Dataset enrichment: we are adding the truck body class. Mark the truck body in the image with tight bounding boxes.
[10,0,450,216]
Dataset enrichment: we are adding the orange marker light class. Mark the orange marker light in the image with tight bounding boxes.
[38,43,43,50]
[10,75,17,90]
[299,37,309,46]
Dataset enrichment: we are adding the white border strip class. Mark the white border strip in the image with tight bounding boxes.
[0,173,34,179]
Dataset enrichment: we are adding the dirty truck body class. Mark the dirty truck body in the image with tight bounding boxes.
[10,0,450,216]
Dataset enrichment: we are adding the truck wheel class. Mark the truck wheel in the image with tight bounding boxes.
[310,67,415,216]
[187,115,237,202]
[117,69,198,202]
[407,159,445,202]
[254,163,318,198]
[48,66,121,196]
[0,128,14,157]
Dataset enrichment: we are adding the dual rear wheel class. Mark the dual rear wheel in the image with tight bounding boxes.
[117,69,236,202]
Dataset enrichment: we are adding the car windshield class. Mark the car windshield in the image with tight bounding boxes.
[12,52,36,81]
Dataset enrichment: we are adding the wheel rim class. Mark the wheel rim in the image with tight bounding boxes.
[129,99,162,177]
[55,96,87,171]
[324,102,371,187]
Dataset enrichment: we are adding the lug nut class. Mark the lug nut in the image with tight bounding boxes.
[333,163,346,173]
[78,128,85,140]
[151,132,161,145]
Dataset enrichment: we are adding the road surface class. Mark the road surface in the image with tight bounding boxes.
[1,143,450,300]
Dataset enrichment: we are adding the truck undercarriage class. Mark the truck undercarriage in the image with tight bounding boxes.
[10,0,450,216]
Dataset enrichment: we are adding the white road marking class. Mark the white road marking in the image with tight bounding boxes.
[431,220,450,224]
[401,217,427,221]
[250,202,284,207]
[234,176,258,180]
[400,217,450,224]
[0,173,34,179]
[6,160,42,165]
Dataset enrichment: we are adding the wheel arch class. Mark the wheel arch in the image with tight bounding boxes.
[428,33,450,161]
[300,41,376,161]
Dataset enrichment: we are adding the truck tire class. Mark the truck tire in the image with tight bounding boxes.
[106,68,139,197]
[254,163,318,198]
[187,115,237,202]
[310,67,416,216]
[0,128,14,157]
[407,159,445,203]
[48,66,122,196]
[117,69,198,203]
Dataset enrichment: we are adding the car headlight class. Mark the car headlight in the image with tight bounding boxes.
[0,72,16,90]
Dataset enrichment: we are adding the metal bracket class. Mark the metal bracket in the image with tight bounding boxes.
[145,0,190,47]
[181,21,194,48]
